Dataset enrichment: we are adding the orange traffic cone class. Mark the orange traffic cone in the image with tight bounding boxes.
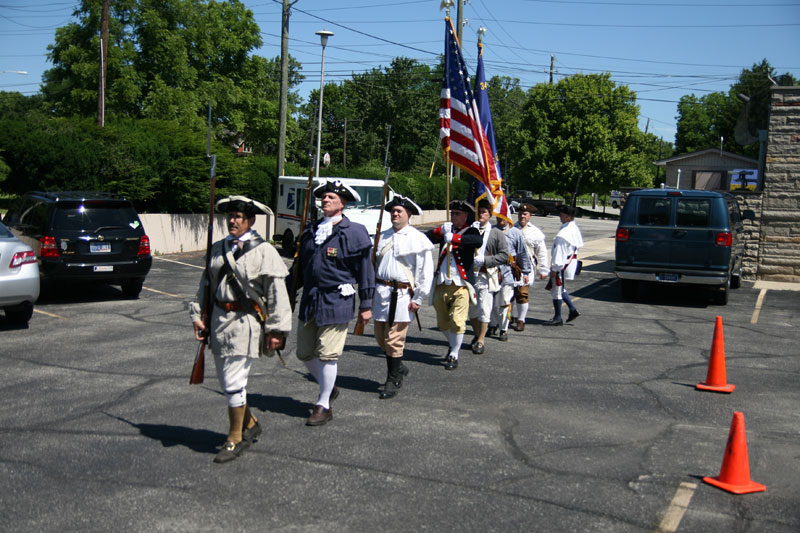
[696,315,735,393]
[703,411,766,494]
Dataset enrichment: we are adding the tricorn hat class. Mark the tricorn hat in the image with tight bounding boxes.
[215,195,270,217]
[518,202,536,214]
[477,198,492,211]
[384,195,422,216]
[557,204,576,216]
[313,179,361,202]
[449,199,475,213]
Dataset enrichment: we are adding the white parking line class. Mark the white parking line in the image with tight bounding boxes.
[152,256,203,269]
[143,286,182,298]
[33,308,66,320]
[657,481,697,533]
[751,288,767,325]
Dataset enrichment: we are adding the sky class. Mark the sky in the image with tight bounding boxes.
[1,0,798,143]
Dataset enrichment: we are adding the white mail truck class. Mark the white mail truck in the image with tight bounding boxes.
[274,176,394,253]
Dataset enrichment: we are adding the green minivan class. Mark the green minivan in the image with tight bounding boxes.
[614,189,754,305]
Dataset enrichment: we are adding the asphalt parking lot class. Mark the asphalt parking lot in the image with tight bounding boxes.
[1,215,798,532]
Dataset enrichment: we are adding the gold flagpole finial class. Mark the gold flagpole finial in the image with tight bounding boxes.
[440,0,454,18]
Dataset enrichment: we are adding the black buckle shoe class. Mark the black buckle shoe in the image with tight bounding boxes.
[213,440,250,463]
[498,331,509,342]
[444,356,459,370]
[542,318,563,326]
[566,309,581,323]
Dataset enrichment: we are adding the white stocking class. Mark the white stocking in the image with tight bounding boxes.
[316,360,337,409]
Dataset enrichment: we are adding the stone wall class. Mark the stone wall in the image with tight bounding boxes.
[756,86,800,282]
[732,192,763,279]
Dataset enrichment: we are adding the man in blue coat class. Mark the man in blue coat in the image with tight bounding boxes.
[293,179,375,426]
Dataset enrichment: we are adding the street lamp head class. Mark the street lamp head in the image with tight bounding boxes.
[316,29,334,48]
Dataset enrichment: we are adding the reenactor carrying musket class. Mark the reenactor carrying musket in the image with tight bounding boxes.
[190,196,292,464]
[371,195,434,399]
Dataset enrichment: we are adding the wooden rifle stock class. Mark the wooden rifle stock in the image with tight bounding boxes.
[189,341,206,384]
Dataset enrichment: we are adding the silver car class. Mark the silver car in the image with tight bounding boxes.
[0,220,40,324]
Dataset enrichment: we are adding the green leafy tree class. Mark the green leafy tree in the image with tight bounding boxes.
[513,73,649,199]
[294,57,440,174]
[675,59,797,158]
[484,76,527,192]
[42,0,301,151]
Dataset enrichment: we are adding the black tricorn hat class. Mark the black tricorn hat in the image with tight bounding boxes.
[477,198,492,211]
[215,195,270,217]
[313,179,361,202]
[449,199,475,213]
[557,204,576,216]
[384,195,422,216]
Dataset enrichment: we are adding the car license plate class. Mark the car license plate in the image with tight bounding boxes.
[93,265,113,272]
[656,273,679,282]
[90,242,111,253]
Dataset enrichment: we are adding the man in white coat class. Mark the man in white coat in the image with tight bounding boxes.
[544,205,584,326]
[372,195,434,399]
[512,202,549,331]
[191,196,293,463]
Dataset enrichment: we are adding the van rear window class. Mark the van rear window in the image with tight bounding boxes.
[676,199,711,227]
[637,198,670,226]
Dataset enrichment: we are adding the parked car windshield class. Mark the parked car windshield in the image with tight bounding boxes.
[51,201,141,233]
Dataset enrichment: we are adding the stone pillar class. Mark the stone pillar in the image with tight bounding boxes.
[756,86,800,282]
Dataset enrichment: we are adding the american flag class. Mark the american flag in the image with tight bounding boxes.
[439,18,497,207]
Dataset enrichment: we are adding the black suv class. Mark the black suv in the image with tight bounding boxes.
[3,191,152,298]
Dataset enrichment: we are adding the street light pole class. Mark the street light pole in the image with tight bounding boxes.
[314,29,333,181]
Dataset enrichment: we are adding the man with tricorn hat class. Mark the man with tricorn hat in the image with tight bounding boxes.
[190,195,292,463]
[292,179,375,425]
[467,198,508,354]
[372,195,434,399]
[426,200,483,370]
[511,202,549,331]
[544,204,584,326]
[488,212,532,342]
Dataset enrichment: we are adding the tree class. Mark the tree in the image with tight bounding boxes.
[675,59,798,158]
[41,0,301,151]
[292,57,440,174]
[484,76,527,191]
[513,73,650,199]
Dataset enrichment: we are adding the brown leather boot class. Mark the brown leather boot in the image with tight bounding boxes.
[513,320,525,332]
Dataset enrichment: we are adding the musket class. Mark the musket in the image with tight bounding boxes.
[190,103,217,385]
[289,107,320,312]
[353,126,392,336]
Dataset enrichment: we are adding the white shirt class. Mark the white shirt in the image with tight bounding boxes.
[372,224,434,323]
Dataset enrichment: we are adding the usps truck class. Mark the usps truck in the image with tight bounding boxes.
[274,176,394,253]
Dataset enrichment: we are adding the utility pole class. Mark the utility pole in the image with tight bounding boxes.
[275,0,297,210]
[456,0,464,42]
[97,0,109,127]
[549,55,554,84]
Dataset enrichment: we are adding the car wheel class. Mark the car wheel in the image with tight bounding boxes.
[620,279,638,299]
[121,278,144,299]
[5,301,34,324]
[282,229,295,255]
[730,265,742,290]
